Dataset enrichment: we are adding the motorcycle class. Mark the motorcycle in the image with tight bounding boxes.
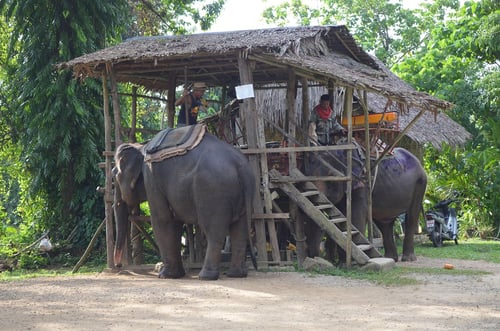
[425,198,459,247]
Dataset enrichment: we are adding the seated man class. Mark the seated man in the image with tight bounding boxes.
[308,94,346,145]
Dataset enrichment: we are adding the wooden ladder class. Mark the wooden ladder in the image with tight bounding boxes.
[269,168,381,265]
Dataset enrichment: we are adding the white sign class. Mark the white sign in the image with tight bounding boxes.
[235,84,255,99]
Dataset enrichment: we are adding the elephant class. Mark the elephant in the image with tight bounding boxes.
[113,129,256,280]
[305,144,427,262]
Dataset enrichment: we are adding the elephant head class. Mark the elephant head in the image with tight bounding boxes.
[113,143,147,267]
[307,148,366,205]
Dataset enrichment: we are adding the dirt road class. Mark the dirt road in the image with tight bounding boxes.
[1,257,499,330]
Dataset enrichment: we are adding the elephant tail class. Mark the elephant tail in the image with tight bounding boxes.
[240,163,258,271]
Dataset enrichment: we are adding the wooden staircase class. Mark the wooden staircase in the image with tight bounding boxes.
[269,168,381,265]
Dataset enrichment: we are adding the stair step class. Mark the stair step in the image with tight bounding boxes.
[269,167,383,264]
[328,217,347,224]
[357,244,373,251]
[301,190,320,197]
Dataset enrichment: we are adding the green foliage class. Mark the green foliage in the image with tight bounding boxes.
[414,238,500,263]
[263,0,499,236]
[423,145,499,238]
[0,0,227,269]
[397,1,500,236]
[0,0,128,261]
[17,252,49,270]
[263,0,447,66]
[126,0,226,36]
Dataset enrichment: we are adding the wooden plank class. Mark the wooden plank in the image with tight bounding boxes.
[238,54,268,265]
[252,213,290,219]
[240,144,357,154]
[270,175,351,183]
[102,72,115,269]
[344,86,354,267]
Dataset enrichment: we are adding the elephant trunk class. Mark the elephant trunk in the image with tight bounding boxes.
[114,248,124,268]
[113,189,130,268]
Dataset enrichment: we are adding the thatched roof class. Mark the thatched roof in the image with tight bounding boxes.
[58,25,470,147]
[59,25,452,113]
[254,84,470,149]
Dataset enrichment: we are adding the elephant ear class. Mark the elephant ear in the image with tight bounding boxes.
[115,144,144,192]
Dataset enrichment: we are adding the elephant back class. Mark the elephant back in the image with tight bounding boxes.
[144,124,207,163]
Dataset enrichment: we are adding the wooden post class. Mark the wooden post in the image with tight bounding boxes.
[107,64,129,263]
[130,86,137,143]
[300,77,310,148]
[344,87,354,268]
[286,68,306,267]
[360,90,374,243]
[237,53,268,265]
[102,73,114,268]
[107,65,123,147]
[167,77,176,128]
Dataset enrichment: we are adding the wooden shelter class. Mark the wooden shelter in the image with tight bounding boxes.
[59,25,459,269]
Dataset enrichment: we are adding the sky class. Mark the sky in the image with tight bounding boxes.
[208,0,426,32]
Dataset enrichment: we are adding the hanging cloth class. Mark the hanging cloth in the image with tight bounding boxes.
[315,105,332,120]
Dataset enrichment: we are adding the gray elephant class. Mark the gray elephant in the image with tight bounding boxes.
[306,145,427,262]
[113,128,256,280]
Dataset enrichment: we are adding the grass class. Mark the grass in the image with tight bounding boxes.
[0,264,105,282]
[303,238,499,286]
[413,237,500,263]
[311,264,490,287]
[1,239,498,285]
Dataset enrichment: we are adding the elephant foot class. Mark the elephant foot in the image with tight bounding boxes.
[199,268,219,281]
[158,266,186,279]
[384,253,399,262]
[226,267,248,278]
[401,253,417,262]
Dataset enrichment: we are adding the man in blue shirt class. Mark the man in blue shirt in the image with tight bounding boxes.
[175,82,207,127]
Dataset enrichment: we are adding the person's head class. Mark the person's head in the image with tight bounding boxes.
[192,82,207,98]
[320,94,330,106]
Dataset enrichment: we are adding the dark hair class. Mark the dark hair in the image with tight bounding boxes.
[320,94,330,101]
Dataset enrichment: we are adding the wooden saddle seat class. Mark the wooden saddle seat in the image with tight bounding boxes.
[144,124,207,163]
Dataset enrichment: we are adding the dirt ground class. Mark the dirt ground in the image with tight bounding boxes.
[1,256,499,331]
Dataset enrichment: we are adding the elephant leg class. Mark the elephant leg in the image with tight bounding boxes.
[375,220,399,262]
[401,207,419,262]
[226,219,249,278]
[153,219,185,279]
[304,220,323,258]
[196,223,224,280]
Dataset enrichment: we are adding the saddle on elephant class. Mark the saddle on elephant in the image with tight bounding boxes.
[144,124,207,163]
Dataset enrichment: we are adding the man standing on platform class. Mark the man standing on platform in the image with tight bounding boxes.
[175,82,207,127]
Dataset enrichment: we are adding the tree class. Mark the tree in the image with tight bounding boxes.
[394,0,500,235]
[0,0,129,252]
[263,0,500,235]
[262,0,459,66]
[126,0,225,36]
[0,0,227,263]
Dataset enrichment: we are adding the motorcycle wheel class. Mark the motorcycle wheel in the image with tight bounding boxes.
[431,226,443,247]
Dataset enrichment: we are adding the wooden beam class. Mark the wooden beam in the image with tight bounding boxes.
[107,64,123,147]
[240,143,357,154]
[102,72,114,269]
[167,77,176,128]
[238,53,269,265]
[130,86,137,142]
[344,86,354,268]
[252,213,290,219]
[334,32,361,62]
[355,89,374,244]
